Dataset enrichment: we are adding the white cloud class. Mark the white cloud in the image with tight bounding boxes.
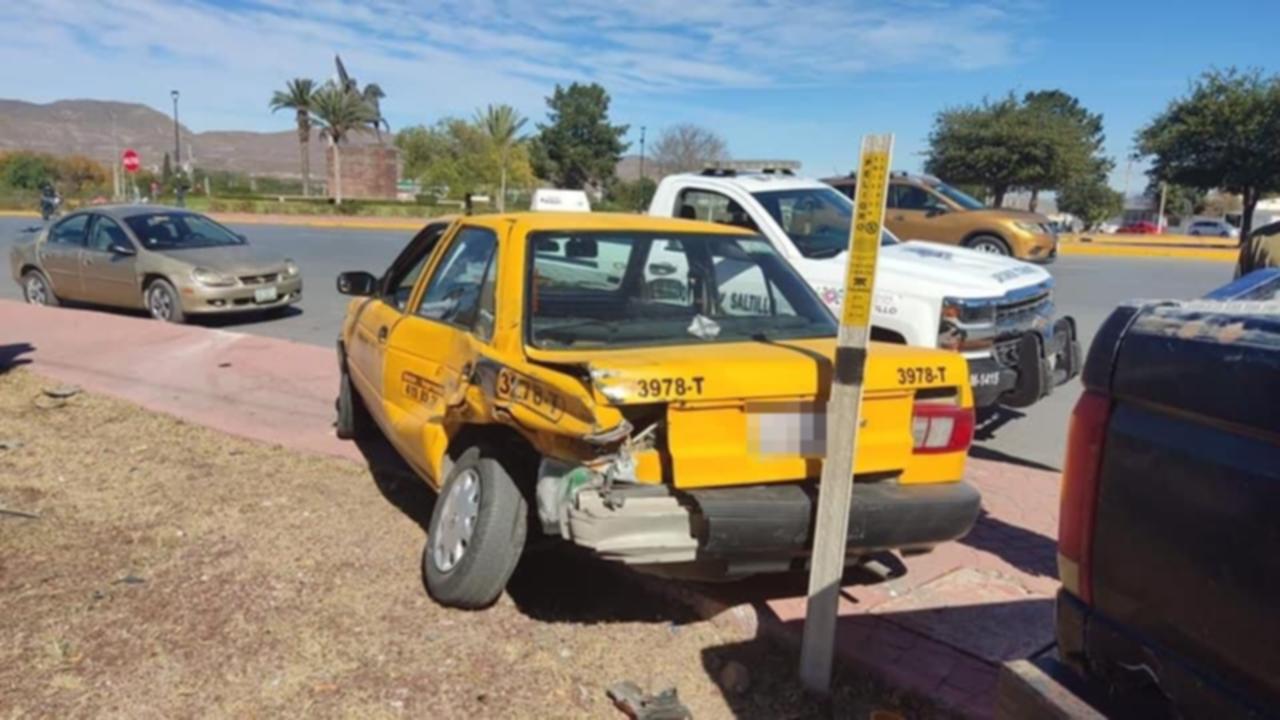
[0,0,1041,133]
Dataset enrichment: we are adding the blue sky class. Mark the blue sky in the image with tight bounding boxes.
[0,0,1276,192]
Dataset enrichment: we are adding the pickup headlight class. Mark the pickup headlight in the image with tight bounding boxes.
[940,298,996,351]
[191,267,237,287]
[942,298,996,325]
[1015,220,1048,234]
[284,259,299,277]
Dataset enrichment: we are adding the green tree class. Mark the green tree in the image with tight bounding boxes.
[1,151,59,190]
[310,83,377,205]
[1137,67,1280,244]
[531,83,629,189]
[57,155,109,196]
[1057,176,1123,229]
[162,152,173,186]
[925,92,1111,209]
[270,78,318,196]
[396,119,534,200]
[604,177,657,212]
[474,104,528,211]
[1022,90,1112,212]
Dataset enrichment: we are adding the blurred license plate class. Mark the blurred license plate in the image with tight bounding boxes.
[254,287,279,303]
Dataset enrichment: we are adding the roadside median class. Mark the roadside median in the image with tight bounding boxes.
[3,299,1067,718]
[1058,231,1238,263]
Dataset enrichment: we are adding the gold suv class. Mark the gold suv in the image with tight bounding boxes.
[825,173,1058,262]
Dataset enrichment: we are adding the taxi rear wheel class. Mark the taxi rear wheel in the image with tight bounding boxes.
[423,445,527,609]
[335,364,372,440]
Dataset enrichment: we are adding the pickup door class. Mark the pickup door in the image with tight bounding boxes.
[1089,302,1280,712]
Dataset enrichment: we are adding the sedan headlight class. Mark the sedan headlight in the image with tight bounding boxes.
[284,260,299,277]
[1014,220,1048,234]
[191,267,237,287]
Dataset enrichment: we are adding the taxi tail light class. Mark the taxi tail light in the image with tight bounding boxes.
[1057,390,1111,605]
[910,403,974,454]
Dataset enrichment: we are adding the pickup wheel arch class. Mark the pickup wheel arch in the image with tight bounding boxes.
[871,326,908,344]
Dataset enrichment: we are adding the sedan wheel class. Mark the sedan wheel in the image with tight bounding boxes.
[22,271,58,307]
[146,280,186,323]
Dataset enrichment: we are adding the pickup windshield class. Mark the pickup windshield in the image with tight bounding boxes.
[752,188,896,259]
[527,231,837,349]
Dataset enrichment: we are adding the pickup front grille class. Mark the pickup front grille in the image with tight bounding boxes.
[239,273,280,286]
[995,291,1052,334]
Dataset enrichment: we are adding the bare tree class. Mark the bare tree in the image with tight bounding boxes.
[651,124,729,175]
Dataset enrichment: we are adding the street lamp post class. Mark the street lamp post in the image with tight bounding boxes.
[639,126,647,181]
[170,90,185,207]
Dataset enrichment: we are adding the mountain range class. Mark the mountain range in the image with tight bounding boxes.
[0,98,374,177]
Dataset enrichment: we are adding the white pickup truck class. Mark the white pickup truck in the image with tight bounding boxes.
[648,169,1080,408]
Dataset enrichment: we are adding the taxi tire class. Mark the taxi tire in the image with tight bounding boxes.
[335,365,372,440]
[423,446,527,609]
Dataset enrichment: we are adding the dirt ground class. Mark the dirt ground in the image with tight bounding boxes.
[0,369,929,719]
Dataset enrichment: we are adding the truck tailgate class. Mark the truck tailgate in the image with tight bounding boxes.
[1090,307,1280,707]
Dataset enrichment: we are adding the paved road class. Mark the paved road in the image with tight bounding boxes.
[2,217,1231,469]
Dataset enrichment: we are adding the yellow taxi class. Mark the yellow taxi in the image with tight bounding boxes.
[335,212,980,608]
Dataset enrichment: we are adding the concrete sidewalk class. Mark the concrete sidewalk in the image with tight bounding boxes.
[1,299,1060,718]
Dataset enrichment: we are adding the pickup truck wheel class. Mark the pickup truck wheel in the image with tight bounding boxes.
[22,269,60,307]
[335,364,372,440]
[423,446,527,609]
[966,234,1012,256]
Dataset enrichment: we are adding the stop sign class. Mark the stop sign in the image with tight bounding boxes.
[122,149,140,174]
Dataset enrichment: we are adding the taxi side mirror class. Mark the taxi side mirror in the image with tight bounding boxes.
[337,271,378,296]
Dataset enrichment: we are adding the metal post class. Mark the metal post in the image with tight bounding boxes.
[639,126,647,181]
[170,90,181,179]
[799,133,894,693]
[1157,181,1168,231]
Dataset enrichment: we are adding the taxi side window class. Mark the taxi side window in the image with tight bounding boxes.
[415,227,498,336]
[49,214,90,246]
[383,223,447,311]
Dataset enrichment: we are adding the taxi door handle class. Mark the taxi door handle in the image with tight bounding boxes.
[377,326,389,343]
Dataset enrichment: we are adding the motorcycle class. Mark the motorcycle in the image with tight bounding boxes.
[40,192,61,222]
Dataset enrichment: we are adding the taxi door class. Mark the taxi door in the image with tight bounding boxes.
[346,221,451,431]
[382,224,501,485]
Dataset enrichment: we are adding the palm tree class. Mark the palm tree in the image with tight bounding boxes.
[475,104,527,212]
[269,78,317,196]
[310,84,377,205]
[361,83,390,140]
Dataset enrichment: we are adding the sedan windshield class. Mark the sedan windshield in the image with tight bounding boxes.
[752,187,896,259]
[123,212,245,250]
[527,231,837,349]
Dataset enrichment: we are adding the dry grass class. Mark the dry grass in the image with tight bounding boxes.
[0,369,921,719]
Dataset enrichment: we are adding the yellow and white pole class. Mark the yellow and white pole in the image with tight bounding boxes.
[799,133,894,692]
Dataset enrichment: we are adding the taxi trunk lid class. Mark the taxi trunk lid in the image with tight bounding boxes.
[528,338,971,488]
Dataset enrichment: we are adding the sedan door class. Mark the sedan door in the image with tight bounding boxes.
[79,215,143,308]
[40,214,91,299]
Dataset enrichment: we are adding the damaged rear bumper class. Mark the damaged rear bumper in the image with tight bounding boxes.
[552,478,981,575]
